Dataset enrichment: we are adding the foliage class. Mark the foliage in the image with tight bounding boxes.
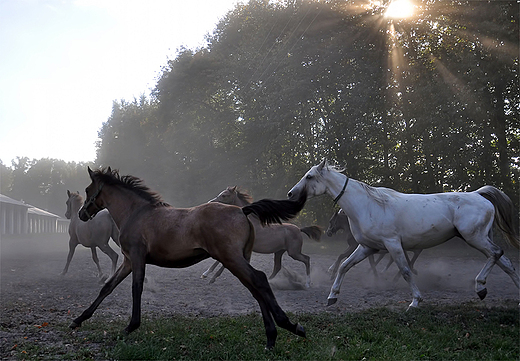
[4,1,519,224]
[93,0,519,224]
[2,157,92,215]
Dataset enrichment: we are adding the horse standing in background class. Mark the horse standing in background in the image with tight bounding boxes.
[202,186,322,288]
[288,159,519,309]
[61,190,120,279]
[71,167,307,350]
[326,208,422,281]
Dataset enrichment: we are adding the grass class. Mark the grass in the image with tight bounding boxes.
[9,302,518,360]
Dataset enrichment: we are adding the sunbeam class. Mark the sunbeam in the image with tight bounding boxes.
[385,0,415,19]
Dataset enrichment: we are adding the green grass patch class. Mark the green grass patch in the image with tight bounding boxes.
[9,303,519,360]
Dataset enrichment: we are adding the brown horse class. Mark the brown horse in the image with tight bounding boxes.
[61,190,120,279]
[326,208,421,281]
[202,186,321,287]
[70,167,307,350]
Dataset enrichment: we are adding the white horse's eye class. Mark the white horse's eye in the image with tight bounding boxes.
[306,174,313,180]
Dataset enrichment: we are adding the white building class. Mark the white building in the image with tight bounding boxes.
[0,194,68,235]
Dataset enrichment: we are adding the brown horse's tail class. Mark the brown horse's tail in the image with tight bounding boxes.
[242,192,307,226]
[300,226,322,242]
[477,185,519,249]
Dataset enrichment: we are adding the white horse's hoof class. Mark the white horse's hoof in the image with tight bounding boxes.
[406,297,422,311]
[327,298,337,306]
[477,288,488,300]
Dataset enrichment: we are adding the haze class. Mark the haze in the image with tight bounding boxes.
[0,0,240,165]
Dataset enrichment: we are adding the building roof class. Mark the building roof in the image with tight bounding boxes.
[27,207,61,218]
[0,194,32,208]
[1,194,65,219]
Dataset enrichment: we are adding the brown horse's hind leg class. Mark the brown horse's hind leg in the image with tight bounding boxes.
[251,268,306,337]
[209,264,226,284]
[70,258,132,329]
[223,258,305,350]
[269,250,285,279]
[286,250,311,288]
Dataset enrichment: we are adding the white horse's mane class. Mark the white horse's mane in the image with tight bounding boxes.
[358,182,390,206]
[325,161,345,173]
[326,163,389,206]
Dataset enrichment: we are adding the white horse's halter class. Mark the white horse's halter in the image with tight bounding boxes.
[332,177,349,206]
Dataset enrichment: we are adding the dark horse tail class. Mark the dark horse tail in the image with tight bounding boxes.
[300,226,322,242]
[242,192,307,226]
[476,185,519,249]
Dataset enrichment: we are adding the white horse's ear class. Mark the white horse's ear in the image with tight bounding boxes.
[231,186,237,192]
[67,190,71,197]
[318,158,327,171]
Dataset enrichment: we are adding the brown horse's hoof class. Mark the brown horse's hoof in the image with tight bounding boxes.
[69,321,80,329]
[124,322,140,335]
[327,298,337,306]
[477,288,488,300]
[295,323,306,338]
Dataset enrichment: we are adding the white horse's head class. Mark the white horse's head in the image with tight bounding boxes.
[288,159,331,200]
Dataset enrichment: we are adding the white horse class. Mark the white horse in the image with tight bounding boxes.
[288,159,519,309]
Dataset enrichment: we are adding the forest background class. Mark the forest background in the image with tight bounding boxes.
[1,0,518,226]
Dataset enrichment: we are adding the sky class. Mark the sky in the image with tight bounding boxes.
[0,0,241,166]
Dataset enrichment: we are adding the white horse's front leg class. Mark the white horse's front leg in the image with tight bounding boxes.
[328,245,377,306]
[328,245,355,279]
[384,240,422,310]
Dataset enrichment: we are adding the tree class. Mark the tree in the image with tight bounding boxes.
[94,0,518,221]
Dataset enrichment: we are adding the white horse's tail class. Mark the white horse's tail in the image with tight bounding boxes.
[477,186,519,249]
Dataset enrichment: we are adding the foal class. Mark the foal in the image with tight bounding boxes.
[202,186,322,287]
[70,167,307,350]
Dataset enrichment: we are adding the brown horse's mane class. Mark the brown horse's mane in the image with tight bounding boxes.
[93,168,170,207]
[235,188,253,205]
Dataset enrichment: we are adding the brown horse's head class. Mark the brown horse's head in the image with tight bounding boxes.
[79,166,168,221]
[79,167,109,221]
[209,186,252,206]
[326,209,345,237]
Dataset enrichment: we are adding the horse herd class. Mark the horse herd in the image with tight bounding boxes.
[61,160,519,350]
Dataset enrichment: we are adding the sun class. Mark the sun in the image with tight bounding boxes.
[385,0,415,19]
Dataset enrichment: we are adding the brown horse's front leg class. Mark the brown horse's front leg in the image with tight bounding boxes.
[70,259,131,329]
[269,250,284,279]
[125,255,146,334]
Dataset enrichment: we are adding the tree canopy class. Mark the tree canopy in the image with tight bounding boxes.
[5,0,519,225]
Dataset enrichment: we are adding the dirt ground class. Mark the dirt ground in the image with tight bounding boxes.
[1,232,519,359]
